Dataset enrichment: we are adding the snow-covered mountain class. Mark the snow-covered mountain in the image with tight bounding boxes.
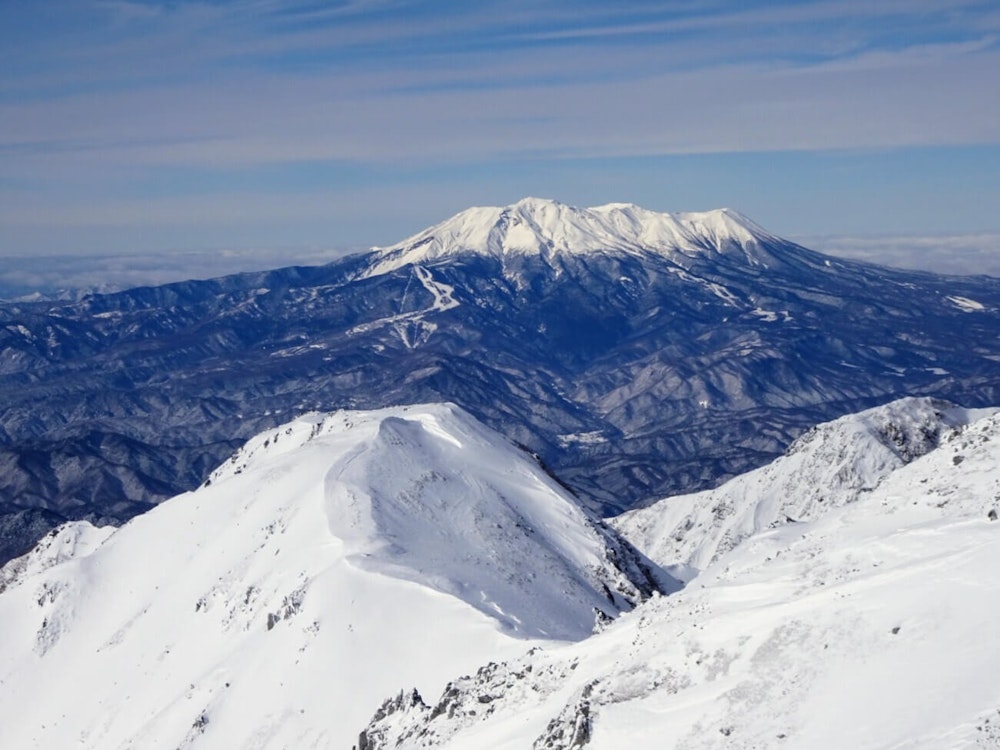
[612,396,999,579]
[2,197,1000,562]
[364,198,781,276]
[0,404,664,750]
[359,400,1000,749]
[4,396,999,749]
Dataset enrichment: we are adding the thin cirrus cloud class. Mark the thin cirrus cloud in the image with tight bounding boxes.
[5,41,997,165]
[1,0,999,258]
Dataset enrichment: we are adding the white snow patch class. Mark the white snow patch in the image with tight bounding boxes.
[413,265,460,312]
[749,308,792,322]
[363,198,777,278]
[666,266,743,307]
[946,295,985,312]
[347,265,459,347]
[556,431,607,448]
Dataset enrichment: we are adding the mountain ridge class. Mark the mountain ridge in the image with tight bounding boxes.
[1,199,999,562]
[357,400,1000,749]
[364,198,785,277]
[0,404,663,749]
[611,396,999,579]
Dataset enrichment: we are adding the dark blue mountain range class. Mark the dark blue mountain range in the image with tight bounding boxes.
[1,198,998,563]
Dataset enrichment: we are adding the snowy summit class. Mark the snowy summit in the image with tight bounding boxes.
[0,403,662,750]
[365,197,778,276]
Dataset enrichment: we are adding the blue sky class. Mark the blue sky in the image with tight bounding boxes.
[2,0,999,261]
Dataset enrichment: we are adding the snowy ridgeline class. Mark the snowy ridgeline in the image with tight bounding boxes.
[364,197,779,277]
[611,396,999,579]
[358,398,1000,750]
[1,397,999,749]
[0,403,664,750]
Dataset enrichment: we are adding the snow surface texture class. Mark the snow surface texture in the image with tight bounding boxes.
[613,396,999,579]
[0,404,662,750]
[360,401,1000,750]
[364,197,780,277]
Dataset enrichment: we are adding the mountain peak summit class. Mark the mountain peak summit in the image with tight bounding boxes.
[364,198,778,276]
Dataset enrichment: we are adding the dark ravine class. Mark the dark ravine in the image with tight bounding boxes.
[1,199,999,561]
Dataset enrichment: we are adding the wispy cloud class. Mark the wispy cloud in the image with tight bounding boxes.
[1,0,999,257]
[4,43,996,171]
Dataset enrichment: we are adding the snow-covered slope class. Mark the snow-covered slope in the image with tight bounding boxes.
[612,397,998,578]
[0,403,662,750]
[364,197,780,276]
[360,405,1000,750]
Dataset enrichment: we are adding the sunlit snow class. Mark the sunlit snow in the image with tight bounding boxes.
[361,399,1000,750]
[363,198,778,277]
[0,404,659,749]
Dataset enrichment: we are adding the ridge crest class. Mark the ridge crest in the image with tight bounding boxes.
[364,197,775,276]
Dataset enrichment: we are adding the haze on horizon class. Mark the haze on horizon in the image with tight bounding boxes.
[2,0,999,274]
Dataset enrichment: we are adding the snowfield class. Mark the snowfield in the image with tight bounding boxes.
[0,404,660,750]
[612,397,999,578]
[359,400,1000,749]
[1,398,999,749]
[364,197,781,278]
